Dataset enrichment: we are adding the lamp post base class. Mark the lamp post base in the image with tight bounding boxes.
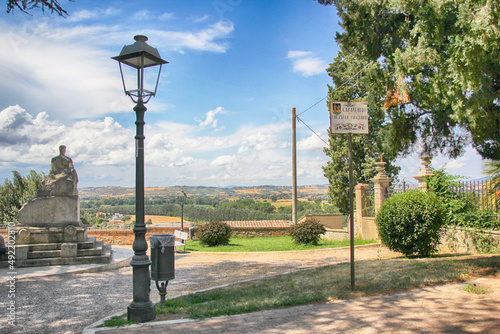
[127,300,156,323]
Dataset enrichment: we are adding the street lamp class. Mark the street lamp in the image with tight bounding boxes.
[112,35,168,323]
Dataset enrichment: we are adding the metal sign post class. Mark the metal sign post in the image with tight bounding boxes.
[330,101,368,290]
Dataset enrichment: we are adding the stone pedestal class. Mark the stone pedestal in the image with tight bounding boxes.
[15,226,87,244]
[414,156,434,191]
[19,196,80,228]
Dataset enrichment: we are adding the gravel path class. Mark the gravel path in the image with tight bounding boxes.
[0,244,396,334]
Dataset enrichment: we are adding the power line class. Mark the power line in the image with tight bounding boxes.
[296,115,329,146]
[294,61,373,146]
[297,61,372,117]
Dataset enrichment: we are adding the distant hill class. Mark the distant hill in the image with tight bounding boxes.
[79,185,329,199]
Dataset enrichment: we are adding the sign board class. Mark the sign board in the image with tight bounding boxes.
[330,102,369,134]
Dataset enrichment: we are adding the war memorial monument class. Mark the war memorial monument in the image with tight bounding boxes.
[0,145,111,268]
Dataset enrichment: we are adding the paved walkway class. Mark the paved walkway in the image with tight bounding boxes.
[1,245,499,333]
[86,277,500,334]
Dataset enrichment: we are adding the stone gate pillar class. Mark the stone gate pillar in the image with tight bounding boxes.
[370,161,393,214]
[355,183,370,223]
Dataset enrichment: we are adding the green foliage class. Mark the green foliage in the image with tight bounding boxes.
[426,168,499,231]
[322,50,400,214]
[426,168,462,204]
[100,316,135,328]
[198,222,232,247]
[376,190,446,257]
[463,283,490,295]
[289,218,327,245]
[316,0,500,160]
[219,199,275,214]
[186,236,376,252]
[0,170,44,224]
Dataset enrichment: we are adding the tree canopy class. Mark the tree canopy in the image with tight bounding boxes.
[6,0,69,16]
[317,0,500,160]
[323,50,400,214]
[0,170,44,224]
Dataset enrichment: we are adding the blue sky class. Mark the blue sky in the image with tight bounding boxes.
[0,0,487,188]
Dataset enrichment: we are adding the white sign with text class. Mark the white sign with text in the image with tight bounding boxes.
[330,102,369,134]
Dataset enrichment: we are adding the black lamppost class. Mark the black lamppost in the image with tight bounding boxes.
[180,191,187,232]
[112,35,168,323]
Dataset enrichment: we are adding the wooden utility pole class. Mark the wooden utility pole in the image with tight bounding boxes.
[292,108,298,225]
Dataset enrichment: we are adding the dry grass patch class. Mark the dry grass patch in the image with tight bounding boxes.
[153,254,500,320]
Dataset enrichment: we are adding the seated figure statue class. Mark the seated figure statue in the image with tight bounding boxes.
[37,145,78,197]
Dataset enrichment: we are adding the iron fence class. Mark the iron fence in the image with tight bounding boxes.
[386,180,418,198]
[384,179,499,212]
[449,179,499,212]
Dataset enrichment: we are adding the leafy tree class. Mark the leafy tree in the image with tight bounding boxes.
[316,0,500,160]
[323,50,400,214]
[6,0,70,16]
[0,170,44,224]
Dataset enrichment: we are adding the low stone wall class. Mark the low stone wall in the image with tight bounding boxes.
[440,226,500,253]
[90,226,292,244]
[299,214,344,230]
[323,229,349,241]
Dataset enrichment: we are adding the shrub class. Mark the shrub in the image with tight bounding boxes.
[198,222,232,247]
[376,190,446,258]
[289,218,326,245]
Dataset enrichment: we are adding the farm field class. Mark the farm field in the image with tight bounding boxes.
[80,185,328,200]
[129,215,193,224]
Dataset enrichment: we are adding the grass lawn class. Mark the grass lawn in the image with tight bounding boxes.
[103,254,500,327]
[185,236,377,252]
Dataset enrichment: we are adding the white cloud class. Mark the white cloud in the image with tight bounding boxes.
[170,156,196,167]
[151,21,234,53]
[0,104,326,188]
[0,106,133,169]
[159,12,175,21]
[287,50,312,59]
[287,50,326,77]
[68,8,121,22]
[133,10,151,21]
[195,106,226,130]
[0,17,235,122]
[297,134,328,151]
[210,155,236,166]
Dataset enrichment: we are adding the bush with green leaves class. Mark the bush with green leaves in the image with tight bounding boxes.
[289,218,326,245]
[426,168,499,230]
[376,190,446,258]
[198,222,232,247]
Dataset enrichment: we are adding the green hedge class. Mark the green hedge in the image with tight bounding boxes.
[376,190,446,258]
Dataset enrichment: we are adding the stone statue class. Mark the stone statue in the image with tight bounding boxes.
[18,145,82,230]
[11,145,111,267]
[38,145,78,197]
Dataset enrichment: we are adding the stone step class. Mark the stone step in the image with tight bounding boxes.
[24,237,97,252]
[30,244,60,251]
[28,250,61,259]
[77,247,104,257]
[13,253,113,268]
[0,237,112,268]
